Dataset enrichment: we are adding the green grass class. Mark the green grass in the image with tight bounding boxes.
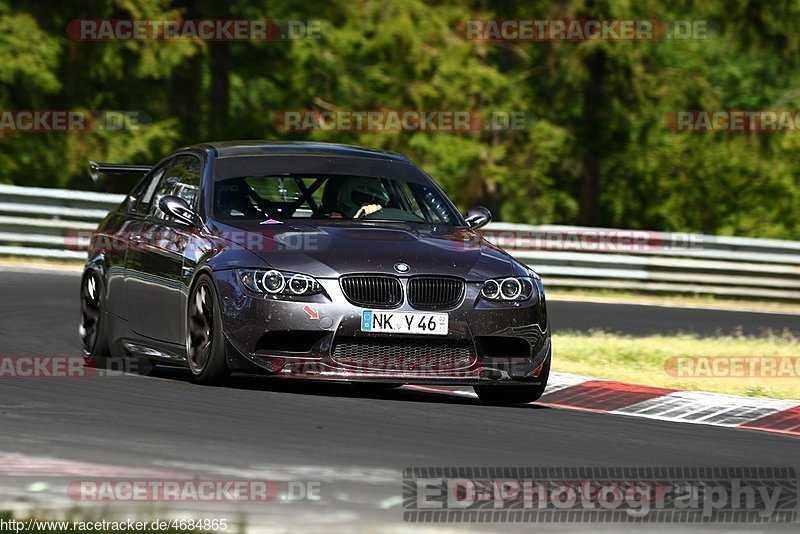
[554,331,800,399]
[548,288,800,314]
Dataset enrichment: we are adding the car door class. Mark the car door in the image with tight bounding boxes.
[124,154,202,345]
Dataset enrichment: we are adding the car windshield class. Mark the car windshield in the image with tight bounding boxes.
[213,174,461,224]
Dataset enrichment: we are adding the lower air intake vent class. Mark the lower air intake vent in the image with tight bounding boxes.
[332,337,474,372]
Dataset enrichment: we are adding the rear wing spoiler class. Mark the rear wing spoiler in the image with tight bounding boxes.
[89,160,153,183]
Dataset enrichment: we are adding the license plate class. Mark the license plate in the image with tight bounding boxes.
[361,310,448,336]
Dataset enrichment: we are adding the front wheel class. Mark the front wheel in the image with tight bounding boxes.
[80,270,111,368]
[186,274,229,386]
[473,354,550,405]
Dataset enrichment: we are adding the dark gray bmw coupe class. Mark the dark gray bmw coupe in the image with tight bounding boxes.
[80,141,551,404]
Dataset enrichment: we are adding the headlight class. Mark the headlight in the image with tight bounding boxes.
[238,269,322,296]
[480,276,534,301]
[261,270,285,292]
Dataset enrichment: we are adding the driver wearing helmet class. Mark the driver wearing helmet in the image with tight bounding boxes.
[322,176,391,218]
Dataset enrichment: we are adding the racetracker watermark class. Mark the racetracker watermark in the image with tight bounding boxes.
[666,110,800,132]
[272,110,529,132]
[67,19,321,41]
[67,228,705,255]
[1,519,229,533]
[65,230,331,254]
[0,110,148,132]
[458,19,711,41]
[403,467,798,522]
[480,228,706,252]
[67,479,321,502]
[665,357,800,378]
[277,357,476,377]
[0,356,137,378]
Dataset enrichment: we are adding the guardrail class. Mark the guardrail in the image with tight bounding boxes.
[1,184,799,300]
[0,184,123,260]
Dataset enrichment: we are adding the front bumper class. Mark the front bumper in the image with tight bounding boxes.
[212,270,551,386]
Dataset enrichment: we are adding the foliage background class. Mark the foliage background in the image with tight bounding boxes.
[1,0,799,238]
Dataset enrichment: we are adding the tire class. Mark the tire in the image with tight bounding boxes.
[473,353,551,405]
[186,274,229,386]
[80,270,111,369]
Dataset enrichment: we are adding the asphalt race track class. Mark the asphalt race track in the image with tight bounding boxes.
[1,269,798,531]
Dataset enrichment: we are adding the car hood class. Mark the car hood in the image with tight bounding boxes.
[208,220,519,281]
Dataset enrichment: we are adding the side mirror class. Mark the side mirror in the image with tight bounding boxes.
[158,195,197,226]
[465,206,492,230]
